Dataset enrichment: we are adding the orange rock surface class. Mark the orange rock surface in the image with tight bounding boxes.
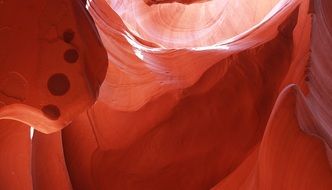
[0,0,332,189]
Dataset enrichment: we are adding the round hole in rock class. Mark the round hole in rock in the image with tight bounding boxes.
[42,104,61,120]
[63,29,75,43]
[64,49,79,63]
[47,73,70,96]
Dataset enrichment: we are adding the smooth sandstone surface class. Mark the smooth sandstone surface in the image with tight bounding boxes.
[0,0,332,189]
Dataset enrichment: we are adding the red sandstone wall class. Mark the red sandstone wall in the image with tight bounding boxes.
[0,0,332,189]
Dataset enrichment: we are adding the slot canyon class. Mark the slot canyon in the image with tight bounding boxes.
[0,0,332,189]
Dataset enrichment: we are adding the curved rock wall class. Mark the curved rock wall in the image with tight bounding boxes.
[0,0,332,189]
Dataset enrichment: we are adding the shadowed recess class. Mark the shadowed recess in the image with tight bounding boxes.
[47,73,70,96]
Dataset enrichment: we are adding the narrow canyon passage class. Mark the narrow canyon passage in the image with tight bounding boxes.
[0,0,332,189]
